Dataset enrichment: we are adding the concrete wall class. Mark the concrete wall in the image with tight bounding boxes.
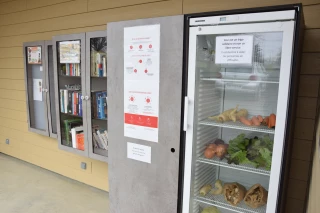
[0,0,319,212]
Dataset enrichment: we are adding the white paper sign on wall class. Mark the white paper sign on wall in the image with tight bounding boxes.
[127,142,151,164]
[215,35,253,64]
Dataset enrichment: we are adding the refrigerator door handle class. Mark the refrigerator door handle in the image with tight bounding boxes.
[183,96,189,131]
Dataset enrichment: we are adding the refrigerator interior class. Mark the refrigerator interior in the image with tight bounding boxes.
[190,32,282,213]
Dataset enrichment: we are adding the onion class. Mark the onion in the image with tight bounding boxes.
[204,148,215,159]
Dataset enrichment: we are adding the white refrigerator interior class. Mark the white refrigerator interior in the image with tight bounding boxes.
[183,10,296,213]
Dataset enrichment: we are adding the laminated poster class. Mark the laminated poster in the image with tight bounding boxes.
[27,46,42,64]
[124,24,160,143]
[59,40,80,64]
[215,35,253,64]
[33,79,42,101]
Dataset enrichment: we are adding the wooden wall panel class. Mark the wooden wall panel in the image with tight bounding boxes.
[0,0,181,37]
[303,4,320,29]
[0,117,28,132]
[0,79,25,90]
[0,108,27,121]
[0,99,26,111]
[294,118,316,140]
[0,69,24,80]
[300,53,320,75]
[303,29,320,52]
[287,178,308,200]
[0,25,106,47]
[0,58,24,69]
[0,47,22,58]
[286,198,305,213]
[0,0,26,15]
[88,0,163,11]
[0,89,26,101]
[292,139,313,161]
[0,0,88,26]
[27,0,73,9]
[289,159,311,181]
[296,97,317,119]
[298,75,320,97]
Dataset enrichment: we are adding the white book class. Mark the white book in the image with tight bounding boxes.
[60,89,64,112]
[93,132,105,150]
[64,90,68,113]
[103,130,109,149]
[102,57,107,77]
[96,130,108,150]
[70,128,77,148]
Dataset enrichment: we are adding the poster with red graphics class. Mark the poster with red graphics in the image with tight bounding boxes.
[124,81,159,142]
[124,25,160,143]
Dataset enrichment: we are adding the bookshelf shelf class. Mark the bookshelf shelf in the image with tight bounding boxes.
[92,117,108,121]
[59,75,81,78]
[91,76,107,78]
[60,112,83,118]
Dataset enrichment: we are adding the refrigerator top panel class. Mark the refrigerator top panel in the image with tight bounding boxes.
[189,10,295,26]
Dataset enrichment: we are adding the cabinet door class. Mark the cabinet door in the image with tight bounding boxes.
[23,41,49,136]
[53,33,88,156]
[45,40,58,138]
[86,31,108,162]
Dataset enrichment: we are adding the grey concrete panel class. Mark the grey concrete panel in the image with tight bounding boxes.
[107,15,184,213]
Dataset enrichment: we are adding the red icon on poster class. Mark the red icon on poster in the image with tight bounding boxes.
[149,44,152,48]
[134,69,137,73]
[144,69,148,73]
[130,45,133,49]
[139,45,142,49]
[139,60,142,63]
[145,97,151,104]
[129,96,135,102]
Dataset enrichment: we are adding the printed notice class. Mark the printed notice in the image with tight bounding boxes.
[33,79,43,101]
[124,25,160,81]
[27,46,42,64]
[127,142,151,164]
[215,35,253,64]
[124,24,160,143]
[59,41,80,63]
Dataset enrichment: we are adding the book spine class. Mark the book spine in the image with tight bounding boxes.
[96,130,107,150]
[60,90,64,112]
[103,92,107,119]
[75,92,78,116]
[63,120,70,146]
[71,128,76,148]
[66,64,69,76]
[72,92,74,115]
[68,91,72,114]
[103,57,107,77]
[97,93,102,119]
[93,133,103,149]
[79,93,82,117]
[64,90,68,113]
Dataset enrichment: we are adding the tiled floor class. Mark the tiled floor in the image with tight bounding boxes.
[0,153,109,213]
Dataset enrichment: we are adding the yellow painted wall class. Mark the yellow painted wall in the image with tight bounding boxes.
[0,0,319,212]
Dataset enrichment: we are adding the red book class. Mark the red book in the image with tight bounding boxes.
[69,64,72,76]
[73,92,77,115]
[76,133,84,151]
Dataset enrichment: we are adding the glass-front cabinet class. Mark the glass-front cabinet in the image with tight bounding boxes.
[183,11,296,213]
[53,33,87,156]
[86,31,108,162]
[53,32,108,161]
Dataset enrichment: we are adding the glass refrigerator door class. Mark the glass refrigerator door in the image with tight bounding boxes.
[183,21,295,213]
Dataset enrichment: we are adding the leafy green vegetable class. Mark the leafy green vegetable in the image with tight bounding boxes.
[201,206,220,213]
[227,134,250,155]
[227,134,273,170]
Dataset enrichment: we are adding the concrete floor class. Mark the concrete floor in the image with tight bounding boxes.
[0,153,109,213]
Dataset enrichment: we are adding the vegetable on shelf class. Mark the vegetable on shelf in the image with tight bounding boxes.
[204,139,228,159]
[268,114,276,128]
[200,184,212,196]
[244,184,268,208]
[223,182,246,206]
[211,180,223,195]
[201,206,220,213]
[226,134,274,170]
[208,105,239,122]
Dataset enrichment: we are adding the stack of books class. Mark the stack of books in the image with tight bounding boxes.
[91,91,107,119]
[91,52,107,77]
[60,63,81,76]
[62,119,83,149]
[92,125,108,150]
[60,89,82,117]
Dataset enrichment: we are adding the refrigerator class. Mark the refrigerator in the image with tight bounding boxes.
[181,6,303,213]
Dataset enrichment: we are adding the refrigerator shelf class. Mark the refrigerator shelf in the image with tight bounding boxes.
[197,156,270,176]
[199,119,275,134]
[201,78,279,84]
[195,193,266,213]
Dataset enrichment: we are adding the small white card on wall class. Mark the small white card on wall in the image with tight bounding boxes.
[127,142,151,164]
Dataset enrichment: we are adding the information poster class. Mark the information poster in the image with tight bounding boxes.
[124,24,160,143]
[127,142,151,164]
[215,35,253,64]
[33,79,42,101]
[59,40,80,63]
[27,46,42,64]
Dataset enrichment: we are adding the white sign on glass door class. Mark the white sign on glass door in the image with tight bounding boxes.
[127,142,151,164]
[215,35,253,64]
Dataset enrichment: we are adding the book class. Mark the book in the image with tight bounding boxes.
[76,133,84,151]
[73,92,77,115]
[63,119,82,147]
[78,93,82,117]
[60,89,64,112]
[96,130,107,150]
[64,90,68,113]
[102,56,107,77]
[102,92,107,118]
[93,133,104,150]
[68,91,72,114]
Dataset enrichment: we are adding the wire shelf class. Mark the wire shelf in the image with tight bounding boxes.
[199,119,275,134]
[201,78,279,84]
[195,193,266,213]
[197,156,270,176]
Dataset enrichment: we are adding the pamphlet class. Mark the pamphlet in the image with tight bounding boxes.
[59,40,80,63]
[27,46,41,64]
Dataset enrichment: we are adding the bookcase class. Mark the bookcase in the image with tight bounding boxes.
[23,41,57,138]
[53,31,108,162]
